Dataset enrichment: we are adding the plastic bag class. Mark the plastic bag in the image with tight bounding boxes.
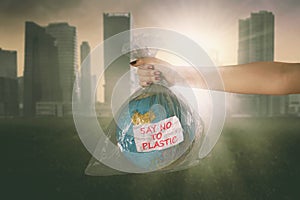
[85,83,205,175]
[74,28,226,176]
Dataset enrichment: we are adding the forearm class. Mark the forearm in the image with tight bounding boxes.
[282,62,300,94]
[174,62,300,95]
[220,62,285,94]
[133,58,300,95]
[220,62,300,95]
[172,66,223,91]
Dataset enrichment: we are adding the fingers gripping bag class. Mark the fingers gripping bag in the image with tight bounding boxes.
[85,80,205,175]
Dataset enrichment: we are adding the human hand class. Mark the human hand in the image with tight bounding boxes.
[130,57,176,87]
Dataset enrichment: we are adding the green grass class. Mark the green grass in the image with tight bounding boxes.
[0,117,299,200]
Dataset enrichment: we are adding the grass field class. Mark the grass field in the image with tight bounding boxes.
[0,117,299,200]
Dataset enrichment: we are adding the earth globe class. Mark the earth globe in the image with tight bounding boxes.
[115,84,204,171]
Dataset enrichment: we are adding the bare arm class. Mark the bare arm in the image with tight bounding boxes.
[218,62,300,95]
[132,58,300,95]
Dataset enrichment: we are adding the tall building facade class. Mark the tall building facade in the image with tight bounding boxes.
[233,11,284,117]
[0,48,18,116]
[46,23,77,103]
[238,11,274,64]
[23,22,62,116]
[103,13,131,115]
[80,41,92,109]
[81,41,90,64]
[0,48,17,79]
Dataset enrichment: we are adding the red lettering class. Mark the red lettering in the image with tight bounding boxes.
[165,138,170,146]
[142,142,148,150]
[151,125,156,132]
[156,132,162,140]
[140,127,145,134]
[160,123,166,131]
[152,141,159,149]
[160,120,172,131]
[140,132,180,151]
[172,136,177,144]
[151,140,165,149]
[144,125,157,134]
[151,134,156,140]
[166,121,172,129]
[146,127,152,134]
[159,140,166,147]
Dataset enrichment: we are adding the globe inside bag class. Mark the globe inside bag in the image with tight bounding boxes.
[85,83,205,175]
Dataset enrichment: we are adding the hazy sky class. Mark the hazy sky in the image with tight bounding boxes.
[0,0,299,76]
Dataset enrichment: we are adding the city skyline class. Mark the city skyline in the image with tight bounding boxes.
[0,8,299,117]
[0,0,299,76]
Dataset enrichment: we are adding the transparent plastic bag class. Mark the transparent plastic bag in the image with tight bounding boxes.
[85,83,205,175]
[77,29,226,176]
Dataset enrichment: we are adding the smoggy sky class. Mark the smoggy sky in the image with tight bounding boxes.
[0,0,299,76]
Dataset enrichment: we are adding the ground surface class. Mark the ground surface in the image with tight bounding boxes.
[0,117,299,200]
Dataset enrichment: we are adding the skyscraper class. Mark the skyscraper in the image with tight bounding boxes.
[0,48,18,116]
[80,41,92,109]
[238,11,274,64]
[46,23,77,103]
[23,22,62,116]
[103,12,131,115]
[233,11,283,117]
[81,41,90,64]
[0,48,17,79]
